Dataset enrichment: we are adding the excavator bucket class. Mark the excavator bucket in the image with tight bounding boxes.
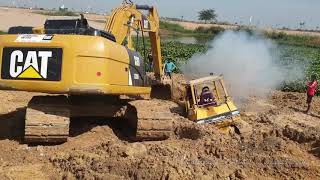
[151,84,172,100]
[147,73,172,100]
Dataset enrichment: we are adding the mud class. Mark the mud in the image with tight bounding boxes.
[0,81,319,179]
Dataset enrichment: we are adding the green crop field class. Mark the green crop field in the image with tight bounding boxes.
[136,29,320,94]
[277,44,320,94]
[134,40,207,67]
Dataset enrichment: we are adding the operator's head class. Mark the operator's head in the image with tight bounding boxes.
[202,86,210,92]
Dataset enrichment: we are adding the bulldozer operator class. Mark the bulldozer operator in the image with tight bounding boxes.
[199,86,217,107]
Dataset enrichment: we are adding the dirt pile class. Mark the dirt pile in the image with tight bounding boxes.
[0,88,319,179]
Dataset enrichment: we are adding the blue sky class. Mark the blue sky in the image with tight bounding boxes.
[1,0,319,29]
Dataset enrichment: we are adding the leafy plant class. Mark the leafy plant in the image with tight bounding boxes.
[277,44,320,94]
[134,39,207,72]
[160,21,193,34]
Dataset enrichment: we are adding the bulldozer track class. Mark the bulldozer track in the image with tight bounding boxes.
[24,96,70,144]
[127,100,173,141]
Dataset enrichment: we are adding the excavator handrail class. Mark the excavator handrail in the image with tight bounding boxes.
[105,3,164,80]
[188,75,223,85]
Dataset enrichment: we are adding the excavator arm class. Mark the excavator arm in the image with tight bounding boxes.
[105,3,163,79]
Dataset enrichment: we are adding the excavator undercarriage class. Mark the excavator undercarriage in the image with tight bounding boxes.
[24,95,173,144]
[25,96,70,143]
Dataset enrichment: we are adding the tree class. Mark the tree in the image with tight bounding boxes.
[198,9,217,24]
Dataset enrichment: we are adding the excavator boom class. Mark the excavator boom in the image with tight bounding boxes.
[105,4,163,79]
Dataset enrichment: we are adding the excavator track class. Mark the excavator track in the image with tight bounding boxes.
[24,96,70,144]
[126,100,173,141]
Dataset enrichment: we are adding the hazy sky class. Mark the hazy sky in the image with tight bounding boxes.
[1,0,319,29]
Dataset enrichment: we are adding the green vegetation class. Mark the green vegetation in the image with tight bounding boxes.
[0,31,6,35]
[160,41,208,64]
[235,27,320,48]
[140,22,320,94]
[229,29,320,94]
[134,39,207,72]
[34,10,78,16]
[160,21,193,34]
[266,32,320,48]
[194,26,224,35]
[278,45,320,94]
[160,21,224,37]
[264,31,320,94]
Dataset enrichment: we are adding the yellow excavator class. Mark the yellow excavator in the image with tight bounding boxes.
[0,1,172,143]
[0,1,245,144]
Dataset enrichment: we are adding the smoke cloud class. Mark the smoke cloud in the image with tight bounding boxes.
[181,31,306,102]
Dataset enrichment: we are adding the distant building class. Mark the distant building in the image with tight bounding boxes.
[59,4,68,11]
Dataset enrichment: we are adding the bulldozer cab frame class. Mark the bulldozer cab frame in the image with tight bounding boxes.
[184,75,240,125]
[185,75,228,108]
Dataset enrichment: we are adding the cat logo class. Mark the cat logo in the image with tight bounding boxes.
[1,48,62,81]
[9,50,51,79]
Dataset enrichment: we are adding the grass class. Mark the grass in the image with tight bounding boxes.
[160,21,223,37]
[233,26,320,47]
[0,31,6,35]
[160,21,193,34]
[161,21,320,48]
[267,32,320,48]
[34,10,78,16]
[194,26,224,35]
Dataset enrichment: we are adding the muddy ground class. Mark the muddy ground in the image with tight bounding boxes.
[0,81,319,179]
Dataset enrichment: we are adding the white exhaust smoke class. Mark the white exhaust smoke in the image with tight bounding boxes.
[181,31,306,102]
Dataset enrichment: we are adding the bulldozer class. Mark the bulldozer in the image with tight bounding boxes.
[184,75,241,127]
[183,75,251,136]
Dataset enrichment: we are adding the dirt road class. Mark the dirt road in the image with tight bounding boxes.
[0,77,319,179]
[0,7,105,31]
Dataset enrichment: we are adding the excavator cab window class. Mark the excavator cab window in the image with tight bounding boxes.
[44,17,117,42]
[45,19,78,34]
[8,26,34,34]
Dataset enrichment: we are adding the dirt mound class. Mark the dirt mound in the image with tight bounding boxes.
[0,90,319,179]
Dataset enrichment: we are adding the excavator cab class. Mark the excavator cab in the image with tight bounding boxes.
[184,75,241,127]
